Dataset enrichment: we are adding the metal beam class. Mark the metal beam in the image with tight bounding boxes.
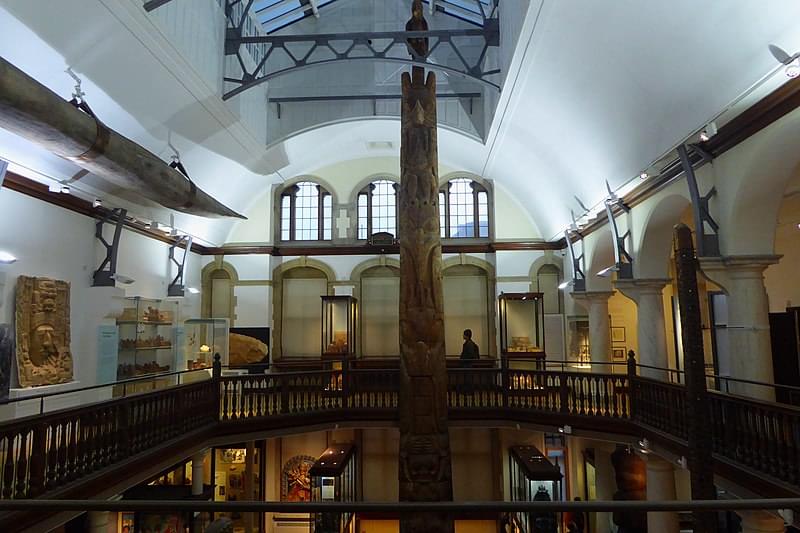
[604,201,633,279]
[269,92,480,103]
[93,208,127,287]
[677,144,720,257]
[223,28,500,100]
[143,0,177,12]
[167,235,193,297]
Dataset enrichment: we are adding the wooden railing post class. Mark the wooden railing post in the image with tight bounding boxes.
[627,350,637,420]
[212,353,223,421]
[341,358,350,409]
[501,357,509,409]
[28,423,46,497]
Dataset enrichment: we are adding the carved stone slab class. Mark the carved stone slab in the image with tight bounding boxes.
[14,276,73,387]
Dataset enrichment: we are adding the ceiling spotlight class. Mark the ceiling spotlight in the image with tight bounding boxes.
[596,264,619,278]
[93,198,102,208]
[60,185,70,194]
[787,63,800,78]
[187,287,200,294]
[639,172,649,180]
[0,251,17,264]
[558,280,573,290]
[110,273,135,285]
[699,131,710,142]
[48,183,61,193]
[770,44,800,78]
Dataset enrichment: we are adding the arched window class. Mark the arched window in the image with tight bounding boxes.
[357,179,398,239]
[439,178,490,238]
[280,181,332,241]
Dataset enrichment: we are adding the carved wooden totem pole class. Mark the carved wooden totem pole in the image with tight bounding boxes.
[398,2,454,532]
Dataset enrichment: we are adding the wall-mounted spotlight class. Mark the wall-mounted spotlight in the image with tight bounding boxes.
[110,273,135,285]
[0,251,17,264]
[596,264,619,278]
[558,280,573,290]
[187,287,200,294]
[93,198,102,208]
[770,44,800,78]
[558,425,572,435]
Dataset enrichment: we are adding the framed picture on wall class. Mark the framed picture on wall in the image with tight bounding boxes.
[612,348,626,361]
[611,326,626,344]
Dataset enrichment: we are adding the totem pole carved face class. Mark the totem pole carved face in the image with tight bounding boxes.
[15,276,73,387]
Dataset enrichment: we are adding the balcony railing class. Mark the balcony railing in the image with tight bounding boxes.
[0,355,798,521]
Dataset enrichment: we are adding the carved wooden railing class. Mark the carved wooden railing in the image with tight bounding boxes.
[1,364,800,505]
[0,380,216,499]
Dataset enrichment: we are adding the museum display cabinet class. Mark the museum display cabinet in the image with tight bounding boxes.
[509,445,563,533]
[310,443,357,533]
[183,318,230,370]
[214,445,264,532]
[116,297,178,380]
[321,296,357,358]
[498,292,546,363]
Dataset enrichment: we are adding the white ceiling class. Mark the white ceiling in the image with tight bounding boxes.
[2,0,800,243]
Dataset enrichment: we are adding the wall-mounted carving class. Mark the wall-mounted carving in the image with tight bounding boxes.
[14,276,73,387]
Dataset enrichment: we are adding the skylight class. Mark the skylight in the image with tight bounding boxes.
[253,0,338,34]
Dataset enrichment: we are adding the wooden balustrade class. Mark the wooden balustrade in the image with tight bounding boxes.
[0,380,215,500]
[1,366,800,503]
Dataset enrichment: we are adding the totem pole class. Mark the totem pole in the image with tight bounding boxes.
[398,2,454,532]
[673,223,716,533]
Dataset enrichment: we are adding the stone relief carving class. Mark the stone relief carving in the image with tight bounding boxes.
[14,276,73,387]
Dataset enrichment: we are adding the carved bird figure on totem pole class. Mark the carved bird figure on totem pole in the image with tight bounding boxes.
[406,0,429,59]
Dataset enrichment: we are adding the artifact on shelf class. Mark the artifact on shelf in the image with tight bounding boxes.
[325,331,349,355]
[117,361,170,378]
[508,336,540,353]
[229,333,268,366]
[143,306,171,323]
[14,276,73,387]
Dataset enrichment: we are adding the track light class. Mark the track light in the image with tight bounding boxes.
[93,198,102,208]
[60,185,70,194]
[786,63,800,78]
[0,251,17,264]
[596,264,619,278]
[699,121,718,142]
[110,273,135,285]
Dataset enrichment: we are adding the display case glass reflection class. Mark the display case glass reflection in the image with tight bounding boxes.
[509,445,563,533]
[321,296,357,358]
[310,444,356,533]
[183,318,230,370]
[499,293,545,358]
[116,297,178,380]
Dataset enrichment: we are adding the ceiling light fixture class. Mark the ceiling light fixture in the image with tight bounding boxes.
[60,185,70,194]
[770,44,800,78]
[93,198,102,208]
[558,280,573,290]
[0,251,18,264]
[187,287,200,294]
[639,172,649,180]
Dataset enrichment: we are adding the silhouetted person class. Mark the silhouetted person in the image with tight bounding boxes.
[460,329,479,367]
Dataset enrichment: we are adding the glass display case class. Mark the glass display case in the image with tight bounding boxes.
[499,293,545,358]
[183,318,230,370]
[310,443,356,533]
[116,297,178,379]
[321,296,357,358]
[509,445,563,533]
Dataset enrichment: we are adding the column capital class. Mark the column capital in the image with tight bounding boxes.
[699,255,782,288]
[570,290,615,303]
[614,278,670,301]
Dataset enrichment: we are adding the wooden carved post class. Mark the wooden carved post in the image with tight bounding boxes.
[398,2,454,532]
[673,223,716,533]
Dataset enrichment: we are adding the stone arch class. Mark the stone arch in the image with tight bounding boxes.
[529,252,565,314]
[585,226,615,290]
[201,259,239,320]
[351,257,402,357]
[442,254,497,357]
[718,109,800,255]
[634,193,692,279]
[271,257,336,359]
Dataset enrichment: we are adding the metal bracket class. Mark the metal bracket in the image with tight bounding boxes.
[677,144,720,257]
[223,0,500,100]
[604,201,634,279]
[93,208,127,287]
[565,210,586,291]
[167,235,193,297]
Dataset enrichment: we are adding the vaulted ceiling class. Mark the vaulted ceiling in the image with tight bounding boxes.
[2,0,800,245]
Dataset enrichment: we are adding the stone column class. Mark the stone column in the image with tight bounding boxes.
[738,511,786,533]
[593,447,617,533]
[192,451,206,496]
[645,455,679,533]
[615,279,670,380]
[572,291,614,367]
[699,256,780,400]
[88,511,110,533]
